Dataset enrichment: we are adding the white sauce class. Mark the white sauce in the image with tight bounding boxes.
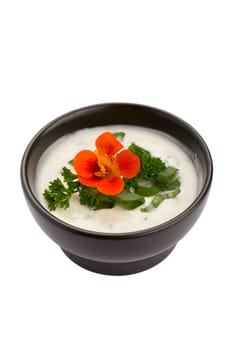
[35,125,200,234]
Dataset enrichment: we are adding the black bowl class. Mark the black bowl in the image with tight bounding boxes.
[20,103,213,275]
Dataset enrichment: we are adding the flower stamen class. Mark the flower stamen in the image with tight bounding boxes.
[94,152,120,179]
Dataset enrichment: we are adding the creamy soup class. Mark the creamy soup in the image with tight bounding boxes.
[35,125,200,234]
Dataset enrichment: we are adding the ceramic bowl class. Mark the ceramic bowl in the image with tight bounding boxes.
[20,103,213,275]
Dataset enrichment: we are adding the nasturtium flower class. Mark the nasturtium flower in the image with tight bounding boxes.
[73,132,140,195]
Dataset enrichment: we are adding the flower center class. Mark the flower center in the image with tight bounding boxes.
[94,151,120,179]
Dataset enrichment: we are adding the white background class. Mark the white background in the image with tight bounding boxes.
[1,1,232,349]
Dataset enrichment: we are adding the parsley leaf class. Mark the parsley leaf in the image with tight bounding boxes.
[128,143,166,179]
[43,167,79,211]
[78,185,115,210]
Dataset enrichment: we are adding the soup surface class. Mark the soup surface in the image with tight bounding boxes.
[35,125,199,233]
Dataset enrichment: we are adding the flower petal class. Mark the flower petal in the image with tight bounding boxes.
[78,175,100,187]
[73,150,99,178]
[96,132,123,156]
[97,177,124,195]
[116,150,140,178]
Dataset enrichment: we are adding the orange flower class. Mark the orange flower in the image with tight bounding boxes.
[73,132,140,195]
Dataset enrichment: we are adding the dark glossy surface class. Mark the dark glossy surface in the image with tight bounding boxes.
[21,103,213,275]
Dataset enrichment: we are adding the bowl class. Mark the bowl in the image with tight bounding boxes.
[20,103,213,275]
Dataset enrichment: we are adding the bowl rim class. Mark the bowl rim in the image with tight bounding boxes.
[20,102,213,239]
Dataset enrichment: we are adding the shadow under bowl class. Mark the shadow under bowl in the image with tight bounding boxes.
[20,103,213,275]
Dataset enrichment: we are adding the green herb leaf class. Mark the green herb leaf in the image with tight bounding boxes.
[113,131,126,141]
[61,166,77,183]
[78,186,115,210]
[43,167,79,211]
[135,177,160,196]
[128,143,167,184]
[114,190,145,210]
[157,166,177,184]
[141,188,181,212]
[165,179,181,191]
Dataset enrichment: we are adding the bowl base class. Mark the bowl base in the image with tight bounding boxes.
[61,245,176,275]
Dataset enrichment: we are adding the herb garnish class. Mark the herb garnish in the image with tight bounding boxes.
[43,167,79,211]
[43,132,181,212]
